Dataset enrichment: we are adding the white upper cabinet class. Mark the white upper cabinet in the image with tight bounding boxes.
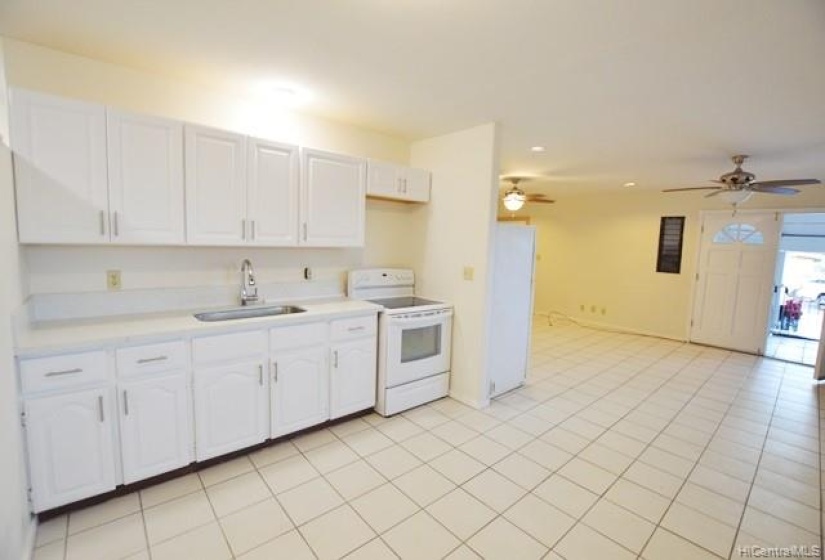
[10,88,109,244]
[107,110,185,244]
[185,125,248,245]
[247,138,300,246]
[301,149,366,247]
[367,160,430,203]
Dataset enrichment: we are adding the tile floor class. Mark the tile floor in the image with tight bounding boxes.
[765,334,819,366]
[32,323,823,559]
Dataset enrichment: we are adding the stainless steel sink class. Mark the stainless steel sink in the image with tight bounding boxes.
[193,305,306,322]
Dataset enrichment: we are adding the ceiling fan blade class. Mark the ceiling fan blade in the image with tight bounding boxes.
[749,185,800,195]
[750,179,821,187]
[704,189,728,198]
[530,198,555,204]
[662,186,723,193]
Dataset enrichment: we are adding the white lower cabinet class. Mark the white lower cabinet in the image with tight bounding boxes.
[25,388,117,512]
[330,338,377,419]
[194,361,269,461]
[119,373,192,484]
[271,347,329,438]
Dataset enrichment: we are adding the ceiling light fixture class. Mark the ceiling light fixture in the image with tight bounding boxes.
[623,182,636,188]
[530,146,546,153]
[256,81,313,108]
[720,190,753,206]
[503,188,526,211]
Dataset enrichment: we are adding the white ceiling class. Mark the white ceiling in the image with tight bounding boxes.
[1,0,824,197]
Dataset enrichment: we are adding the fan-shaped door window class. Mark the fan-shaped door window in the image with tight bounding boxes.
[712,223,765,245]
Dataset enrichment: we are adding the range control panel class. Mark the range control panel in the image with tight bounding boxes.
[348,268,415,291]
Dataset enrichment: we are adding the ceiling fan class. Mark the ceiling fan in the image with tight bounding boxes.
[662,155,821,205]
[501,177,555,211]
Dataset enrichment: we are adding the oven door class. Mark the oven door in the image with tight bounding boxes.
[384,308,452,388]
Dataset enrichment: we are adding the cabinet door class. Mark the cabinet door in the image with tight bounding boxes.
[25,388,116,512]
[10,88,109,244]
[247,138,299,246]
[107,110,185,244]
[403,167,431,203]
[330,338,377,419]
[271,346,329,438]
[193,361,268,461]
[119,374,193,484]
[301,149,366,247]
[185,125,247,245]
[366,160,402,199]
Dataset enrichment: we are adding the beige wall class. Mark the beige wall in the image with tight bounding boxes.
[0,39,35,560]
[508,187,825,340]
[2,38,418,295]
[411,123,500,407]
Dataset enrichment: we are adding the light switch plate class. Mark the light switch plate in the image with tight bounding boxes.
[463,266,474,281]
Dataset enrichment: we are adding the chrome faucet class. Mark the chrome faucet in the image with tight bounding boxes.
[240,259,260,306]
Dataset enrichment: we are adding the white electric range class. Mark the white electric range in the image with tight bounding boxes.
[348,268,453,416]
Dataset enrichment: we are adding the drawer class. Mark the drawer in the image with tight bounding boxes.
[20,351,108,394]
[330,315,377,341]
[116,341,187,378]
[270,322,328,352]
[192,330,267,365]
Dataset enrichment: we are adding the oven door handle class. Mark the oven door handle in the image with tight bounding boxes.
[388,309,453,326]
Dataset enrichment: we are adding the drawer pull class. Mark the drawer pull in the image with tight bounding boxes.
[347,326,366,332]
[97,395,104,423]
[123,390,129,416]
[136,355,168,364]
[259,364,264,386]
[45,367,83,377]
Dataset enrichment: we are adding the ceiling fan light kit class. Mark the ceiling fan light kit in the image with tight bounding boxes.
[662,154,821,207]
[500,176,555,210]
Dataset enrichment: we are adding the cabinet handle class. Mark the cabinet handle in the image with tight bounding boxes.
[273,361,278,383]
[251,220,256,240]
[45,367,83,377]
[97,395,104,423]
[242,219,247,240]
[136,355,168,364]
[347,326,366,332]
[259,364,264,386]
[302,223,307,241]
[99,211,106,236]
[333,350,339,368]
[123,390,129,416]
[113,211,119,237]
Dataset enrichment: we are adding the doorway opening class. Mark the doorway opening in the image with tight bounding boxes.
[765,214,825,366]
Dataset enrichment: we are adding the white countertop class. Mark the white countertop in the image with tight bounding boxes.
[15,297,382,357]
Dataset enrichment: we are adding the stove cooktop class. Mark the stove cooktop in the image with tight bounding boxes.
[368,296,443,309]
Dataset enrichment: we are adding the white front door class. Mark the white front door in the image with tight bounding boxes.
[691,211,780,353]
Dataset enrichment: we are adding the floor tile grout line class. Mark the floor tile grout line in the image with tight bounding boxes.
[554,345,740,558]
[727,360,811,559]
[482,337,712,556]
[137,492,152,560]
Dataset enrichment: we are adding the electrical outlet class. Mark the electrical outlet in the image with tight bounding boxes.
[463,266,474,281]
[106,270,122,291]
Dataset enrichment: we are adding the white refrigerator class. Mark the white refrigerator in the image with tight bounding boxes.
[487,223,537,398]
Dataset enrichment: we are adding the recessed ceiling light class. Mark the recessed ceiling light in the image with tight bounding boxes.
[256,81,313,107]
[623,182,637,188]
[530,146,546,153]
